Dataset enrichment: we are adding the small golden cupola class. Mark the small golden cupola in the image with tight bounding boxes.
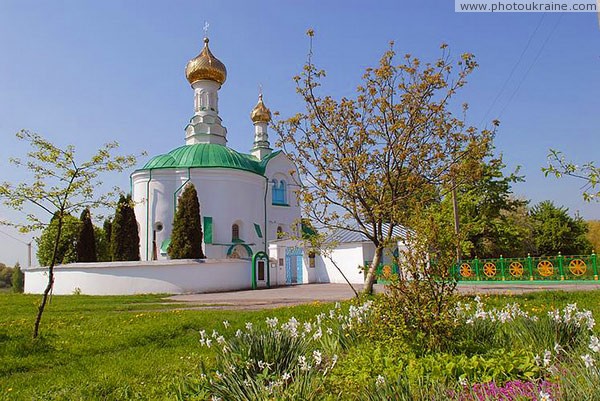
[250,94,271,123]
[185,37,227,86]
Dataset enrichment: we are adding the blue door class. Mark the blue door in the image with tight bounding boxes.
[285,247,303,284]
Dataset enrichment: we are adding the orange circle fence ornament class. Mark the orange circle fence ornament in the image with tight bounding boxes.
[537,260,554,277]
[508,262,523,277]
[460,263,473,277]
[382,265,392,278]
[509,262,524,277]
[569,259,587,276]
[483,262,497,277]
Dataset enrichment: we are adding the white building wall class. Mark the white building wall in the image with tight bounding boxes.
[24,259,252,295]
[314,243,366,284]
[264,153,301,243]
[132,168,267,261]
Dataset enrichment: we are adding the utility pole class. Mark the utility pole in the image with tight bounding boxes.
[451,186,461,262]
[27,242,32,267]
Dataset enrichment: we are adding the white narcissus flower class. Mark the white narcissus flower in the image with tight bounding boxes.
[539,391,552,401]
[589,336,600,353]
[581,353,596,368]
[375,375,385,387]
[543,350,552,367]
[554,343,564,354]
[313,350,322,366]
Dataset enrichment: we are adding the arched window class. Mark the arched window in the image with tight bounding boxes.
[272,179,287,205]
[232,223,240,241]
[280,180,287,203]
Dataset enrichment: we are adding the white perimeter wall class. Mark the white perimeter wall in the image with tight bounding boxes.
[313,243,367,284]
[24,259,252,295]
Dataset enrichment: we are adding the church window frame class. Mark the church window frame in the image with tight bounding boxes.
[232,223,240,242]
[272,178,287,205]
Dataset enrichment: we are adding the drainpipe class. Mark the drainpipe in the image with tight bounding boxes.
[264,176,270,288]
[145,169,153,261]
[173,168,192,212]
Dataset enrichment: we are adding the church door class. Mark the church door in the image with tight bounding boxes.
[285,247,303,284]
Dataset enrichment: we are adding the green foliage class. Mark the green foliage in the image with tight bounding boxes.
[529,200,592,255]
[168,184,204,259]
[111,195,140,261]
[543,149,599,202]
[586,220,600,252]
[76,208,97,262]
[0,262,13,288]
[12,262,24,293]
[443,154,532,259]
[275,33,493,293]
[94,226,109,262]
[376,207,460,353]
[36,214,80,266]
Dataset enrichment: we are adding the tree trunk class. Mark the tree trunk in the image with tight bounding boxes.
[33,216,63,338]
[363,245,383,295]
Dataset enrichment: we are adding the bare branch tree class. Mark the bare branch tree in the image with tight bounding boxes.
[0,130,139,338]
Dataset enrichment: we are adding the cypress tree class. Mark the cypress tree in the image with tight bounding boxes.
[103,218,112,246]
[168,184,205,259]
[111,195,140,261]
[76,208,97,262]
[12,262,24,293]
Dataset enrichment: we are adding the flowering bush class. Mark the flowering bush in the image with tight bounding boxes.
[178,301,373,400]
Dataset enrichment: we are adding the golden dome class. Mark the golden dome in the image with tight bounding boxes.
[185,38,227,85]
[250,94,271,123]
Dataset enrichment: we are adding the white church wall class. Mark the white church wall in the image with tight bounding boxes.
[264,153,301,243]
[132,168,268,261]
[23,259,252,295]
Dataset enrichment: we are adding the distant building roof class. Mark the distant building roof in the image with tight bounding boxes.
[328,223,409,244]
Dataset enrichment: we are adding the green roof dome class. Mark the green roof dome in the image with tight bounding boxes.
[139,143,279,176]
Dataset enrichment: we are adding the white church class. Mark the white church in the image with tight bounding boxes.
[24,36,397,295]
[131,37,300,264]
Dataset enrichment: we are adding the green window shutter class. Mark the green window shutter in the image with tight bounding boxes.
[203,216,213,244]
[254,223,263,238]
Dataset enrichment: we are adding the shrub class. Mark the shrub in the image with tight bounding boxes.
[12,262,24,293]
[168,184,204,259]
[111,195,140,261]
[36,214,80,265]
[0,263,12,288]
[76,208,97,262]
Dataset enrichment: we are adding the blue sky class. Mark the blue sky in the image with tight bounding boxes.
[0,1,598,266]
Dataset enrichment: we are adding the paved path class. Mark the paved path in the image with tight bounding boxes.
[165,282,600,310]
[167,283,369,310]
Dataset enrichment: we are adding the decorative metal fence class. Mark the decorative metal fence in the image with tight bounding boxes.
[452,252,598,282]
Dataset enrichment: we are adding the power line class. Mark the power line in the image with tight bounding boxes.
[479,14,546,127]
[498,14,563,119]
[0,228,30,245]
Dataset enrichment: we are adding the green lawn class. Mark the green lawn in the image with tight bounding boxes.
[2,290,600,400]
[0,293,332,400]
